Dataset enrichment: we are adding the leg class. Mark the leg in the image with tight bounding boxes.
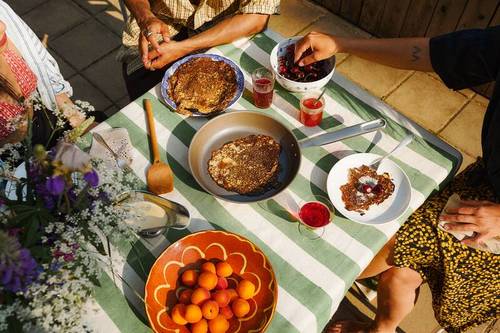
[372,267,423,332]
[358,236,395,280]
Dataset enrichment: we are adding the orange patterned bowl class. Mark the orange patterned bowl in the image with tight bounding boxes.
[144,230,278,333]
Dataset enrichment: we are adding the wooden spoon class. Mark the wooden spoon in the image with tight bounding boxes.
[144,99,174,194]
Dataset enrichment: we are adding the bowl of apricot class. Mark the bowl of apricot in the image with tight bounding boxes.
[144,230,278,333]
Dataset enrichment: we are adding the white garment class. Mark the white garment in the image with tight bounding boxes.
[0,1,72,111]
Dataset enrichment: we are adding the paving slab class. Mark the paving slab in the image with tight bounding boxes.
[69,74,113,111]
[268,0,327,37]
[4,0,47,15]
[82,49,127,102]
[399,284,441,333]
[48,48,77,79]
[95,8,125,36]
[426,72,476,99]
[385,72,468,133]
[22,0,89,39]
[298,10,371,38]
[439,99,486,158]
[73,0,110,14]
[336,55,412,98]
[51,18,121,70]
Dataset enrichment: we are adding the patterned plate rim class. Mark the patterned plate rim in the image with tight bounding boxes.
[160,54,245,116]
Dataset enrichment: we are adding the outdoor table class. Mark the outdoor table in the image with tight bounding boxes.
[81,29,462,333]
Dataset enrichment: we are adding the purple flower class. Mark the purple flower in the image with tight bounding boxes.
[84,169,99,187]
[45,176,65,196]
[0,232,40,293]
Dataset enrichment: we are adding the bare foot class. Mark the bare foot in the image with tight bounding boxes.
[326,321,395,333]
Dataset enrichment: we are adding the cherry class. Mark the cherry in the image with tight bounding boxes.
[361,184,373,194]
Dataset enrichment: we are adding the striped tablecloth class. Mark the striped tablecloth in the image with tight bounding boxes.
[81,29,462,333]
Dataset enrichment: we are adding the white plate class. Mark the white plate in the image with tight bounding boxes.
[327,153,411,225]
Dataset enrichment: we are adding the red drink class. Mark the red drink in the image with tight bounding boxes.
[298,201,331,228]
[253,78,274,108]
[300,98,323,127]
[299,94,325,127]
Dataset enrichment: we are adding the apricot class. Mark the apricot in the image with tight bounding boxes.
[215,277,228,290]
[226,288,238,302]
[201,261,216,274]
[208,314,229,333]
[181,269,199,287]
[191,287,211,305]
[231,298,250,318]
[191,318,208,333]
[178,289,193,304]
[219,306,234,320]
[201,300,219,320]
[236,279,255,299]
[185,304,203,324]
[171,303,188,325]
[215,262,233,278]
[198,272,218,290]
[212,290,230,307]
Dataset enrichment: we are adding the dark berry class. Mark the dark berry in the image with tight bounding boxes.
[372,184,382,195]
[361,184,373,194]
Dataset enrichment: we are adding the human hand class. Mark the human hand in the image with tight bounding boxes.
[147,41,190,70]
[294,31,340,66]
[441,200,500,245]
[138,15,170,70]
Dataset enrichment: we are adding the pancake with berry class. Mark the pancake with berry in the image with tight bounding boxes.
[340,165,395,214]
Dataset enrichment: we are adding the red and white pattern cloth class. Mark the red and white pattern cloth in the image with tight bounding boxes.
[0,49,38,139]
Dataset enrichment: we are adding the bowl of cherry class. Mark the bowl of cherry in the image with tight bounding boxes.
[270,36,335,93]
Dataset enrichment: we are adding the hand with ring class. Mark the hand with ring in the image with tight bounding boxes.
[138,15,170,70]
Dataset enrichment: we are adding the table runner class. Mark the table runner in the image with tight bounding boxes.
[80,29,462,333]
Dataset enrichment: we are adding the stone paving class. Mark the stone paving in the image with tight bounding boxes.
[5,0,495,332]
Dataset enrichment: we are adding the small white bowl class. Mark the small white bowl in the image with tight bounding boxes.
[270,36,336,93]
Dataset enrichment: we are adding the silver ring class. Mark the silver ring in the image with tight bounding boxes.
[143,30,154,38]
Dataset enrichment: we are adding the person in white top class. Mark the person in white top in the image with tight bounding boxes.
[0,1,97,146]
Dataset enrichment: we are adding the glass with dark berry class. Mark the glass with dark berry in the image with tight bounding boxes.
[299,92,325,127]
[252,67,275,109]
[295,196,334,239]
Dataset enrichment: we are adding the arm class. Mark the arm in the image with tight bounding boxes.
[294,31,433,72]
[147,13,269,69]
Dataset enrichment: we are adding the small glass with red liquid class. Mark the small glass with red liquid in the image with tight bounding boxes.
[252,67,275,109]
[296,196,334,239]
[299,92,325,127]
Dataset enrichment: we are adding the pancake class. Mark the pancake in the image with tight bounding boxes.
[208,135,281,195]
[168,57,237,115]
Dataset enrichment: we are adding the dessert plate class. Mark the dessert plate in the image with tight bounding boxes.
[327,153,411,225]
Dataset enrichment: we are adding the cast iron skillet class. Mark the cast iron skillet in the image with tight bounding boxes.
[188,111,386,203]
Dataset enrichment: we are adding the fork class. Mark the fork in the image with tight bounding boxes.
[92,132,133,173]
[369,133,415,170]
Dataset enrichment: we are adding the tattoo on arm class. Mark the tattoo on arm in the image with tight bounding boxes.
[411,45,421,62]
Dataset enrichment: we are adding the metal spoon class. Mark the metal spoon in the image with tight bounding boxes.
[369,133,415,170]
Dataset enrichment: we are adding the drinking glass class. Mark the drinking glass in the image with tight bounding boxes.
[292,195,335,240]
[299,92,325,127]
[252,67,275,109]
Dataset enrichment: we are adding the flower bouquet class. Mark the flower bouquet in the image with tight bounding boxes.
[0,108,138,332]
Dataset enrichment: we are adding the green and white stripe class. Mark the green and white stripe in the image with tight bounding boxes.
[82,30,461,333]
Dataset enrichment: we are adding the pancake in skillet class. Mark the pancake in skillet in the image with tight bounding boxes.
[168,57,237,115]
[208,135,281,195]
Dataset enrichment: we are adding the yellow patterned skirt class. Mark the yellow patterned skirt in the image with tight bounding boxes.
[393,160,499,332]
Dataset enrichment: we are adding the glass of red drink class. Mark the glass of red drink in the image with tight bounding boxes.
[299,92,325,127]
[252,67,275,109]
[296,196,334,239]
